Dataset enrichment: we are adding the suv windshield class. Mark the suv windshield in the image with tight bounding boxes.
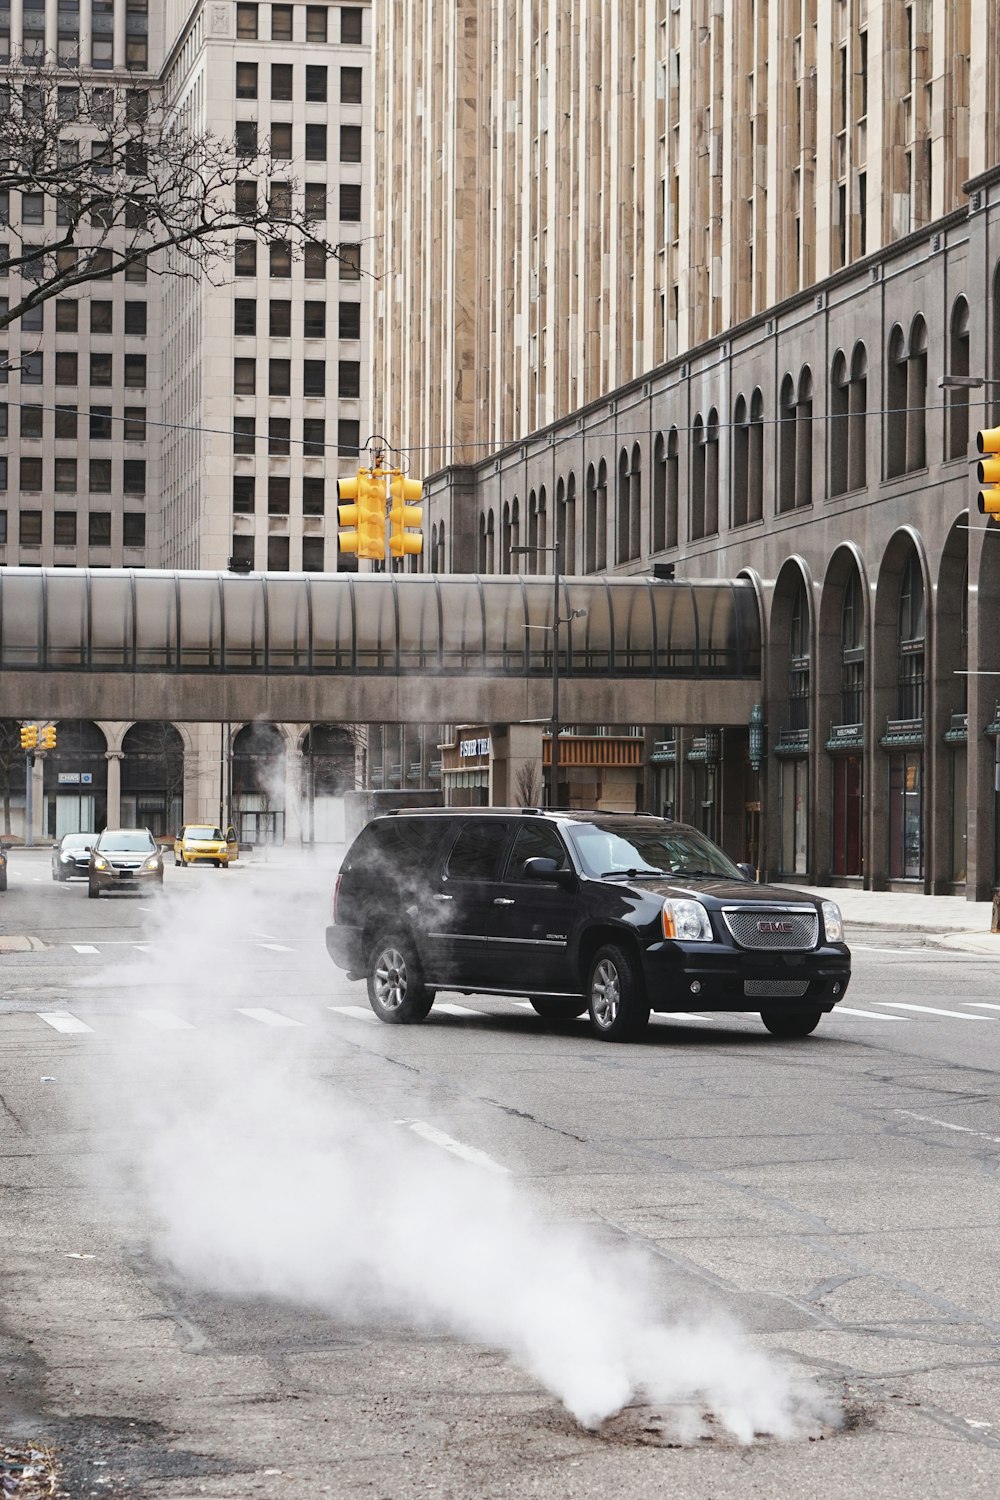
[568,822,745,882]
[97,831,156,852]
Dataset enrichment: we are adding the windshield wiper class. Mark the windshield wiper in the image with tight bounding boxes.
[670,867,727,880]
[599,867,667,880]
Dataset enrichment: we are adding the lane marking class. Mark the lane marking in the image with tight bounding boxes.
[259,943,294,953]
[329,1004,379,1025]
[236,1007,303,1027]
[831,1006,906,1021]
[71,944,100,955]
[897,1110,1000,1146]
[133,945,151,953]
[37,1011,94,1034]
[965,1003,1000,1012]
[137,1010,195,1032]
[873,1002,992,1021]
[397,1119,509,1175]
[853,944,990,960]
[433,1002,488,1018]
[652,1012,711,1023]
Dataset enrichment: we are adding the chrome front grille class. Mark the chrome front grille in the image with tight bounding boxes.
[723,908,818,951]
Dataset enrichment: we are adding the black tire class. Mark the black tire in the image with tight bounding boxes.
[174,856,181,867]
[214,860,221,868]
[528,997,588,1021]
[587,943,650,1042]
[366,934,434,1024]
[88,881,100,899]
[0,871,6,892]
[760,1006,823,1038]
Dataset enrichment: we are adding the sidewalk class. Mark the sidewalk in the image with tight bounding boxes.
[794,885,1000,957]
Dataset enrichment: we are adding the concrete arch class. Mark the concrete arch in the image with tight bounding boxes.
[763,556,816,879]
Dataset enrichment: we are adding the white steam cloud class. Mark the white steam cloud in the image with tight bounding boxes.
[84,820,837,1443]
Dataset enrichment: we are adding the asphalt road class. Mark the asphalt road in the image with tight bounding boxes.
[2,846,1000,1498]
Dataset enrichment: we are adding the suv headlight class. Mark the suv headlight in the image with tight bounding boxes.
[662,898,713,942]
[93,855,109,870]
[821,900,844,944]
[143,854,162,871]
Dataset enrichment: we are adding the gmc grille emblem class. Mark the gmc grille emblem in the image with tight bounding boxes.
[758,920,793,934]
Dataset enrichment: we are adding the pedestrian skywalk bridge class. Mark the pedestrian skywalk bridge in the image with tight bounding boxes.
[9,998,1000,1037]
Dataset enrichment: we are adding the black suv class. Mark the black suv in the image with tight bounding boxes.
[326,810,850,1042]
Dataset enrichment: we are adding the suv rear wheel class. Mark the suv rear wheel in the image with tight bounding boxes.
[366,934,434,1024]
[760,1006,823,1038]
[587,944,649,1042]
[528,997,587,1021]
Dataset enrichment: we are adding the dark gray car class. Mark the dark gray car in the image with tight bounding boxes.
[52,832,97,881]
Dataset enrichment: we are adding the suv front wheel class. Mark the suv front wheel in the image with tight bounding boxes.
[366,934,434,1024]
[587,944,650,1042]
[760,1006,823,1038]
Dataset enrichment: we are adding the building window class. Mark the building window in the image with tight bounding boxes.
[234,241,257,277]
[54,458,77,492]
[302,536,325,571]
[778,374,796,511]
[795,368,813,508]
[90,301,113,334]
[20,404,43,438]
[123,460,146,495]
[20,509,42,541]
[303,301,326,338]
[236,62,258,99]
[303,418,325,456]
[269,359,291,396]
[236,4,258,39]
[268,417,291,455]
[271,123,293,160]
[304,244,327,279]
[306,124,327,161]
[22,192,44,224]
[124,354,146,388]
[886,317,927,477]
[55,405,77,438]
[55,299,78,332]
[234,357,256,395]
[339,183,362,222]
[270,240,292,278]
[946,296,971,460]
[306,7,328,43]
[89,459,112,493]
[235,120,258,157]
[271,63,293,101]
[304,183,327,219]
[234,298,257,335]
[339,125,361,162]
[89,512,112,546]
[90,407,113,440]
[340,66,363,103]
[306,65,328,102]
[21,351,43,383]
[341,7,363,44]
[271,5,293,40]
[233,476,255,513]
[830,343,867,496]
[269,299,292,337]
[731,397,749,528]
[231,534,255,566]
[54,511,77,546]
[690,412,718,539]
[338,360,360,397]
[840,569,865,726]
[337,244,361,280]
[236,180,258,216]
[303,477,324,515]
[339,301,361,339]
[304,360,325,397]
[268,476,290,514]
[123,513,146,548]
[896,552,925,721]
[788,580,811,733]
[268,535,290,570]
[123,407,146,442]
[124,302,147,336]
[234,416,256,455]
[338,419,360,456]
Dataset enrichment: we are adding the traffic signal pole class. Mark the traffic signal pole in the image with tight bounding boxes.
[24,751,33,847]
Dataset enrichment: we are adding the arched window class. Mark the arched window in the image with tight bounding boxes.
[778,373,796,511]
[485,509,495,573]
[584,464,598,573]
[830,352,849,497]
[748,390,764,523]
[704,409,719,535]
[848,342,867,491]
[897,551,925,720]
[595,459,608,570]
[947,296,970,460]
[652,433,667,550]
[537,484,547,556]
[732,395,749,527]
[563,472,577,572]
[795,369,813,508]
[510,496,521,563]
[616,448,630,564]
[788,580,810,732]
[666,428,679,546]
[477,514,487,573]
[435,521,446,572]
[886,325,908,477]
[907,316,927,472]
[841,568,865,725]
[527,489,539,566]
[691,415,705,538]
[500,501,512,573]
[629,443,642,559]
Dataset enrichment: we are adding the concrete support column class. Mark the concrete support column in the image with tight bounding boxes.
[79,0,92,67]
[45,0,57,65]
[30,756,44,842]
[113,0,126,69]
[9,0,22,54]
[105,752,122,828]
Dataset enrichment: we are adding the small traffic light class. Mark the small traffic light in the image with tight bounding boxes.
[337,469,386,560]
[977,426,1000,516]
[39,725,56,751]
[20,724,38,750]
[388,472,423,558]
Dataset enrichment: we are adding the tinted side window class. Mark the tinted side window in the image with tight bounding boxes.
[444,821,511,881]
[504,822,567,880]
[349,817,445,873]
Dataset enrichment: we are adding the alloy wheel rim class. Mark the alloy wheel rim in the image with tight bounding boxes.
[592,959,620,1028]
[375,948,407,1010]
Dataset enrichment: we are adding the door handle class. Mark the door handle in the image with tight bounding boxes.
[493,897,515,906]
[433,893,453,901]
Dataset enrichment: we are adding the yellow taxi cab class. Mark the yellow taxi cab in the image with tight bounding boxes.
[174,824,239,868]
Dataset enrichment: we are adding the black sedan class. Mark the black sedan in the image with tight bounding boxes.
[52,832,97,881]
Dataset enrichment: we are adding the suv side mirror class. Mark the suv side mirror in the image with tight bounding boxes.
[523,857,575,889]
[737,862,756,882]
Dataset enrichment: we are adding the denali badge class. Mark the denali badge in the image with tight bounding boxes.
[758,919,793,934]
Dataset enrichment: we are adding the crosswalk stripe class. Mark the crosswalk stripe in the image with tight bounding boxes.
[235,1007,303,1027]
[398,1119,509,1175]
[37,1011,93,1034]
[137,1010,195,1031]
[873,1002,992,1021]
[71,945,99,955]
[831,1005,906,1020]
[329,1004,379,1025]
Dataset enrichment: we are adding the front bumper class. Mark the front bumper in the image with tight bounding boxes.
[180,848,230,864]
[90,863,163,891]
[640,940,851,1011]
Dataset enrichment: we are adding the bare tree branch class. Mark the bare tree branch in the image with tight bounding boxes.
[0,64,367,331]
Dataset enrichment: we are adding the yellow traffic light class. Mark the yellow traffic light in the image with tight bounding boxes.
[977,427,1000,516]
[39,725,57,751]
[20,724,38,750]
[389,472,423,558]
[337,470,386,559]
